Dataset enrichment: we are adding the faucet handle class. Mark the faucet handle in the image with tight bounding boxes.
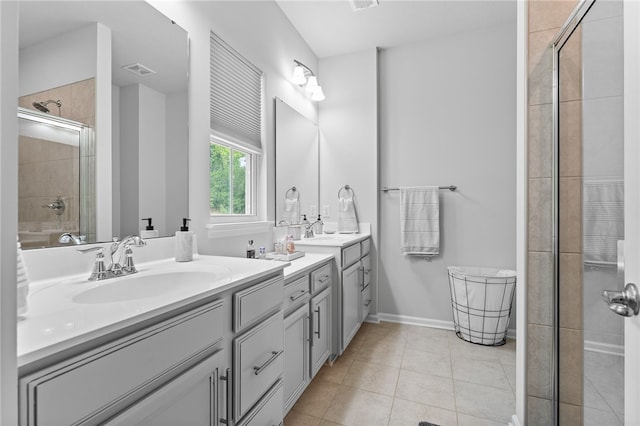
[77,247,108,281]
[122,247,138,274]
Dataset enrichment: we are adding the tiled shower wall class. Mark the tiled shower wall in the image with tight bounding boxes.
[18,78,96,246]
[526,1,581,424]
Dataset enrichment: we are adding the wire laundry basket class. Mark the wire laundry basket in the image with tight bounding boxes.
[447,266,516,346]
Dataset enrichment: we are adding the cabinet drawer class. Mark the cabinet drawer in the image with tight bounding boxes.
[234,275,284,332]
[310,263,332,294]
[361,238,371,256]
[236,380,283,426]
[234,311,284,421]
[342,243,361,268]
[283,275,310,315]
[21,300,224,425]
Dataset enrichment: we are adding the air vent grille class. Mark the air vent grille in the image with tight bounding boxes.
[349,0,379,11]
[121,63,156,77]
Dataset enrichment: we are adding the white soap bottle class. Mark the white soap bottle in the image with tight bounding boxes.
[140,218,159,238]
[175,218,194,262]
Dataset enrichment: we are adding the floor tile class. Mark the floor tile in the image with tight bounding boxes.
[284,410,322,426]
[454,380,515,423]
[315,350,355,384]
[405,330,451,355]
[395,368,456,411]
[356,339,405,368]
[402,347,452,378]
[341,359,400,396]
[451,355,511,390]
[584,406,623,426]
[389,397,458,426]
[458,413,508,426]
[323,385,393,426]
[290,378,340,419]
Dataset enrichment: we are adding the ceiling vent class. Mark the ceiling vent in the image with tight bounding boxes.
[349,0,379,12]
[121,63,156,77]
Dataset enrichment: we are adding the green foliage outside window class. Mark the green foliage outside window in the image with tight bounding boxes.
[210,143,248,215]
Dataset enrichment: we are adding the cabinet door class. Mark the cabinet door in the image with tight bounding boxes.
[105,349,227,426]
[311,287,331,377]
[361,253,371,290]
[341,262,361,351]
[283,304,309,414]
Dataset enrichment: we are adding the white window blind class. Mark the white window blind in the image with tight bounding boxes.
[210,32,263,152]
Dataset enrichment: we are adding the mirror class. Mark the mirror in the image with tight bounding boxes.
[17,1,188,249]
[274,98,319,226]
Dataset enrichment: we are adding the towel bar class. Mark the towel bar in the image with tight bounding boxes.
[381,186,457,192]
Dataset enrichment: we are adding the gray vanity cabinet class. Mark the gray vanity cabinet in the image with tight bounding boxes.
[283,303,309,413]
[342,261,361,350]
[105,349,228,425]
[310,286,331,377]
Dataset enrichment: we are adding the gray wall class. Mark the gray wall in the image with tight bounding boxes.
[378,22,517,329]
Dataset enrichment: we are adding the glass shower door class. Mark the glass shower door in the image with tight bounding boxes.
[555,1,625,424]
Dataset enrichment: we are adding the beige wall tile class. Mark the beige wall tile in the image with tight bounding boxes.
[559,177,582,254]
[528,104,553,178]
[529,0,579,33]
[559,403,583,426]
[559,100,583,178]
[559,253,583,330]
[527,324,553,399]
[527,251,554,326]
[528,178,553,252]
[528,29,556,106]
[559,328,583,406]
[527,396,553,426]
[559,26,582,103]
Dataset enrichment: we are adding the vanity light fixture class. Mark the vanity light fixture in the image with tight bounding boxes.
[291,60,325,101]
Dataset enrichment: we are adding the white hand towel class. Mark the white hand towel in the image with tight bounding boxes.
[338,198,358,233]
[17,239,30,316]
[281,198,300,225]
[400,186,440,256]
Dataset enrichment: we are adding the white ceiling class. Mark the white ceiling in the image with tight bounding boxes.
[275,0,516,59]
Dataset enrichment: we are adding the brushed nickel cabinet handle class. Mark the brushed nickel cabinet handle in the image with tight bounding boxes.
[253,350,283,375]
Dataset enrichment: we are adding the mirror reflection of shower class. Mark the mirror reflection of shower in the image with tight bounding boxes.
[32,99,62,115]
[17,107,96,249]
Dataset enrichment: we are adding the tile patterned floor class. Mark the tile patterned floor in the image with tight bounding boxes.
[583,351,624,426]
[285,321,516,426]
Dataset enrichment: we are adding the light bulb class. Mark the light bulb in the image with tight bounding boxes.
[291,65,307,85]
[311,86,325,101]
[305,76,319,93]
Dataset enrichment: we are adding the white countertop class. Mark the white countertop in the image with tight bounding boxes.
[294,232,370,248]
[282,253,334,280]
[18,255,286,368]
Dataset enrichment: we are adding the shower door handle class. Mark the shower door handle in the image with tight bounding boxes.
[602,283,640,317]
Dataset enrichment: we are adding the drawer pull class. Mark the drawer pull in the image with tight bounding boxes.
[220,368,231,424]
[364,299,372,307]
[314,306,321,338]
[318,274,330,283]
[289,289,308,301]
[253,350,283,376]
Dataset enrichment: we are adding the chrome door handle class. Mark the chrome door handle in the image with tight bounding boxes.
[603,283,640,317]
[314,306,321,338]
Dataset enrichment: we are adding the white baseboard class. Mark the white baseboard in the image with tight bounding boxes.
[365,313,380,323]
[377,312,517,340]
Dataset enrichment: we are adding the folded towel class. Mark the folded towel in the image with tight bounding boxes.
[281,198,300,225]
[400,186,439,256]
[584,179,624,264]
[338,198,359,233]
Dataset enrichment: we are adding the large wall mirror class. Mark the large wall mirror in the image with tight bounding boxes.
[275,98,319,226]
[18,1,188,249]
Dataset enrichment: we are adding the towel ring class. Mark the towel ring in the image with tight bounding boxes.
[338,185,354,200]
[286,187,300,201]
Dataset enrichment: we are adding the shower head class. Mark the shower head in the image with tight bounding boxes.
[32,99,62,114]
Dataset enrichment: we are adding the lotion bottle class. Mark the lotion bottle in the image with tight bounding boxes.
[175,218,193,262]
[140,218,159,238]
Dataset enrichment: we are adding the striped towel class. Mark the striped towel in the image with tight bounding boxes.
[583,179,623,265]
[400,186,439,256]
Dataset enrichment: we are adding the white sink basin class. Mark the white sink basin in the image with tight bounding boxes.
[72,271,228,304]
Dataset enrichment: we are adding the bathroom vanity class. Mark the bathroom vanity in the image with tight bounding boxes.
[17,256,288,426]
[296,231,372,358]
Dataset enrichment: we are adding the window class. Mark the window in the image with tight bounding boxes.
[209,32,263,218]
[209,136,256,216]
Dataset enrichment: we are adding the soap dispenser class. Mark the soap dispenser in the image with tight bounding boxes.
[140,218,159,239]
[175,218,194,262]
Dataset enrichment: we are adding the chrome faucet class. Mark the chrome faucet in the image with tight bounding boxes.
[78,235,146,281]
[58,232,86,245]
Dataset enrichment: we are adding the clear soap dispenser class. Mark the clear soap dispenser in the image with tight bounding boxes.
[175,218,194,262]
